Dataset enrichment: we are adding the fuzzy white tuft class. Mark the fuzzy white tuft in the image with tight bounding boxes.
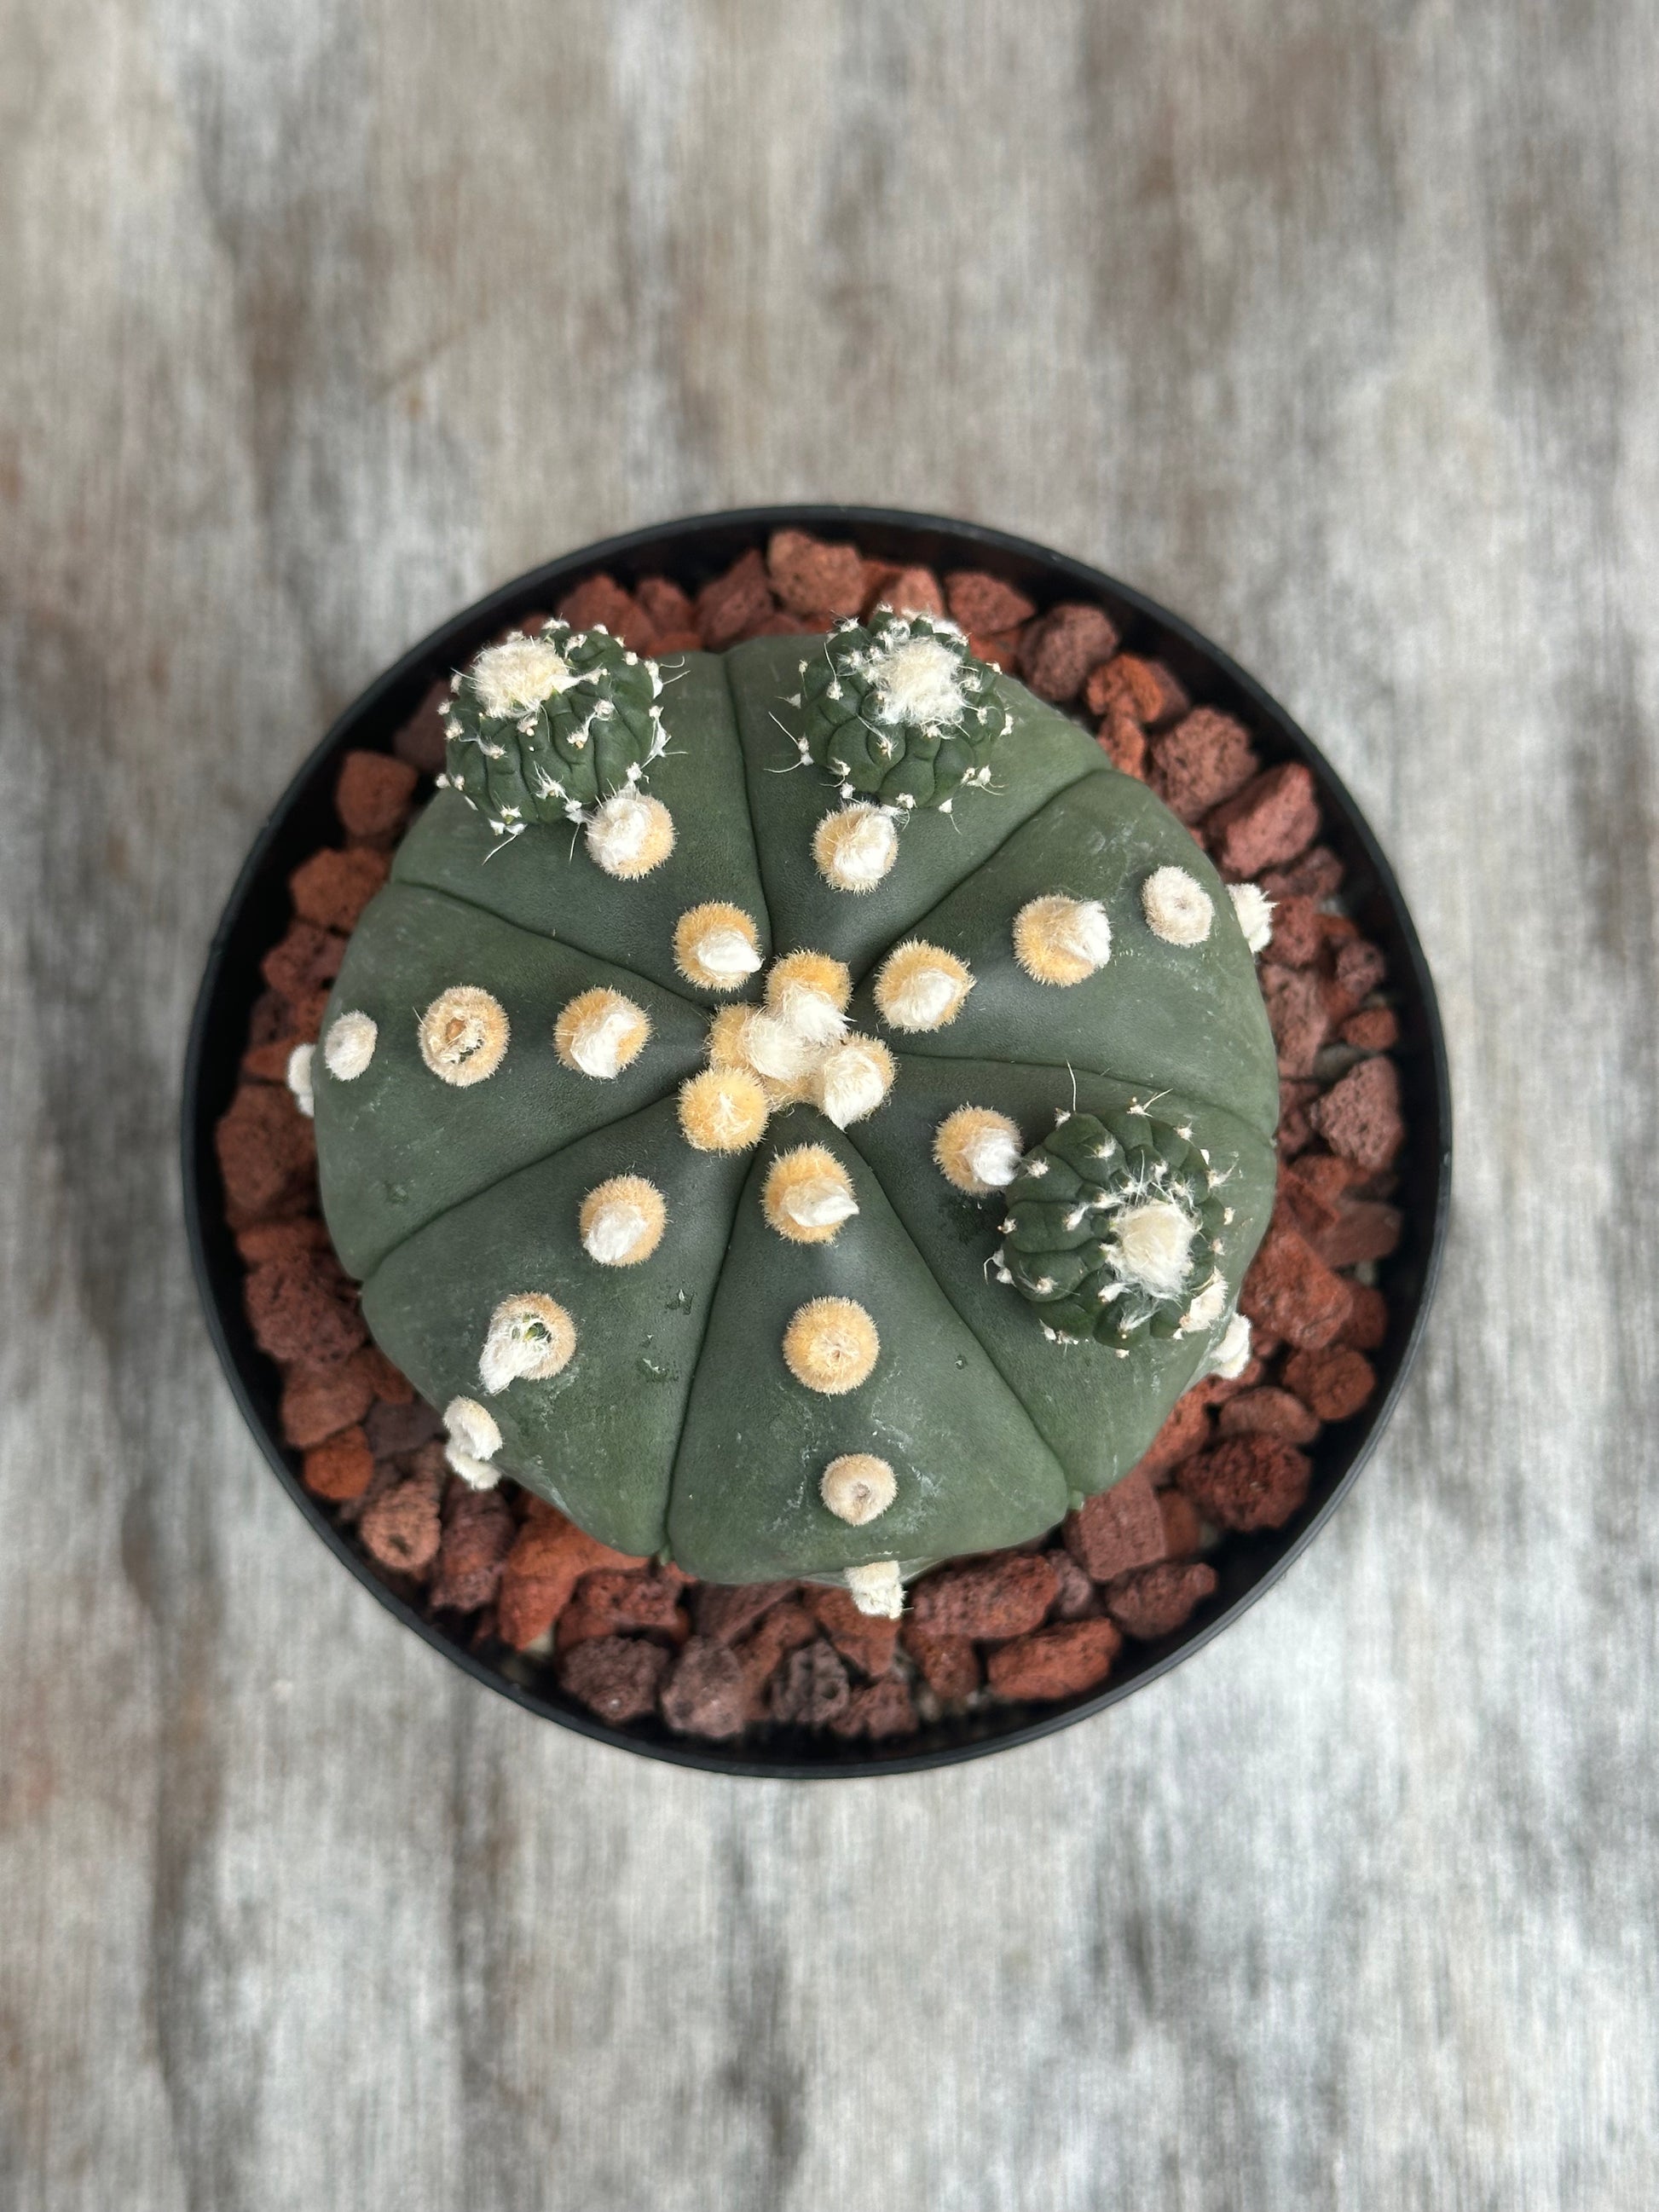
[844,1560,904,1618]
[772,982,847,1045]
[813,805,899,892]
[696,925,760,983]
[815,1037,894,1129]
[569,1002,644,1079]
[1012,894,1113,985]
[1181,1269,1229,1333]
[868,632,968,728]
[743,1011,824,1085]
[477,1297,575,1395]
[933,1106,1024,1195]
[586,789,675,879]
[673,904,762,990]
[579,1176,667,1268]
[1110,1198,1197,1298]
[443,1395,504,1487]
[471,634,575,719]
[1142,865,1213,946]
[874,940,974,1033]
[419,986,510,1086]
[784,1178,858,1232]
[1228,881,1275,953]
[820,1454,897,1527]
[323,1010,377,1082]
[1208,1310,1252,1379]
[285,1042,315,1118]
[964,1123,1020,1187]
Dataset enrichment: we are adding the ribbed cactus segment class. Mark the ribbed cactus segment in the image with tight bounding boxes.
[788,611,1009,810]
[440,621,667,835]
[998,1111,1230,1349]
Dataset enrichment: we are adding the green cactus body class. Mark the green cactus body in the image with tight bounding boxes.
[786,610,1011,810]
[313,621,1280,1602]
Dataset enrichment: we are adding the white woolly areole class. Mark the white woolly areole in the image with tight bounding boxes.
[815,805,898,892]
[964,1123,1021,1188]
[772,981,847,1046]
[1142,865,1214,946]
[784,1176,859,1233]
[896,966,957,1027]
[1055,898,1113,968]
[745,1011,824,1084]
[323,1010,377,1081]
[1182,1270,1229,1333]
[817,1040,893,1129]
[1209,1310,1252,1379]
[471,634,575,719]
[584,1200,652,1265]
[477,1296,575,1393]
[868,633,969,728]
[844,1560,904,1618]
[444,1395,502,1463]
[691,924,761,983]
[1228,881,1275,953]
[569,1001,644,1079]
[285,1043,315,1117]
[1110,1198,1198,1298]
[820,1455,897,1527]
[587,789,672,877]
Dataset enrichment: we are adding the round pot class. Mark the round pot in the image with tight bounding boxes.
[182,506,1452,1776]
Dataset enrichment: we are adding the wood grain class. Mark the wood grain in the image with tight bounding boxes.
[3,2,1656,2205]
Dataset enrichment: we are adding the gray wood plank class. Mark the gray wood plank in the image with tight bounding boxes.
[3,1,1656,2206]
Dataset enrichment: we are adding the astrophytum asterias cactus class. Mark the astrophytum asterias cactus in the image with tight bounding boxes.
[311,609,1279,1612]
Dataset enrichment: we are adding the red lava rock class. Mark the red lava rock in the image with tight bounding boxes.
[830,1678,917,1741]
[280,1353,380,1447]
[360,1464,443,1574]
[1064,1469,1166,1582]
[244,1247,365,1367]
[1341,1006,1400,1051]
[1157,1487,1203,1557]
[558,1636,670,1724]
[1205,763,1320,880]
[392,679,450,777]
[335,750,419,844]
[735,1600,818,1714]
[216,1082,315,1223]
[1019,603,1119,702]
[1127,1391,1213,1481]
[1263,965,1332,1078]
[986,1619,1121,1701]
[652,628,703,654]
[636,575,696,636]
[1275,1078,1321,1158]
[1312,1056,1406,1174]
[945,570,1035,635]
[1084,652,1188,728]
[863,563,945,620]
[1334,938,1387,1003]
[1147,708,1259,824]
[289,846,389,933]
[1098,712,1149,780]
[240,1037,303,1083]
[969,629,1023,672]
[495,1508,648,1651]
[234,1216,331,1263]
[1284,1345,1377,1422]
[1292,1151,1367,1205]
[557,573,658,652]
[660,1637,749,1740]
[1047,1548,1101,1620]
[1338,1283,1390,1351]
[900,1624,981,1701]
[365,1396,443,1458]
[357,1346,413,1403]
[910,1553,1058,1639]
[1176,1435,1311,1532]
[1217,1387,1322,1447]
[695,550,776,650]
[1103,1561,1217,1639]
[1262,845,1344,904]
[695,1580,799,1642]
[766,529,864,621]
[1314,1199,1403,1268]
[1260,892,1324,968]
[302,1425,375,1503]
[260,920,345,1007]
[557,1568,690,1653]
[1275,1158,1342,1245]
[1241,1225,1353,1350]
[805,1585,899,1677]
[429,1485,516,1612]
[770,1639,852,1727]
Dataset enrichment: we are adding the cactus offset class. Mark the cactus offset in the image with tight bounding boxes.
[312,609,1280,1600]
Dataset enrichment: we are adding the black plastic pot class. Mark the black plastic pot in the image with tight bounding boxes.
[182,506,1452,1777]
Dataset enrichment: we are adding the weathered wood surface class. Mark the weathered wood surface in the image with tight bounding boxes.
[3,2,1656,2205]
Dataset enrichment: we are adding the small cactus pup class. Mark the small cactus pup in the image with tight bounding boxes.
[311,597,1279,1616]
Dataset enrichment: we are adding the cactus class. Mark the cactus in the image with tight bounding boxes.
[312,615,1280,1610]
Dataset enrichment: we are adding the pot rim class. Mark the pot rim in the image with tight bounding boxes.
[182,505,1453,1778]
